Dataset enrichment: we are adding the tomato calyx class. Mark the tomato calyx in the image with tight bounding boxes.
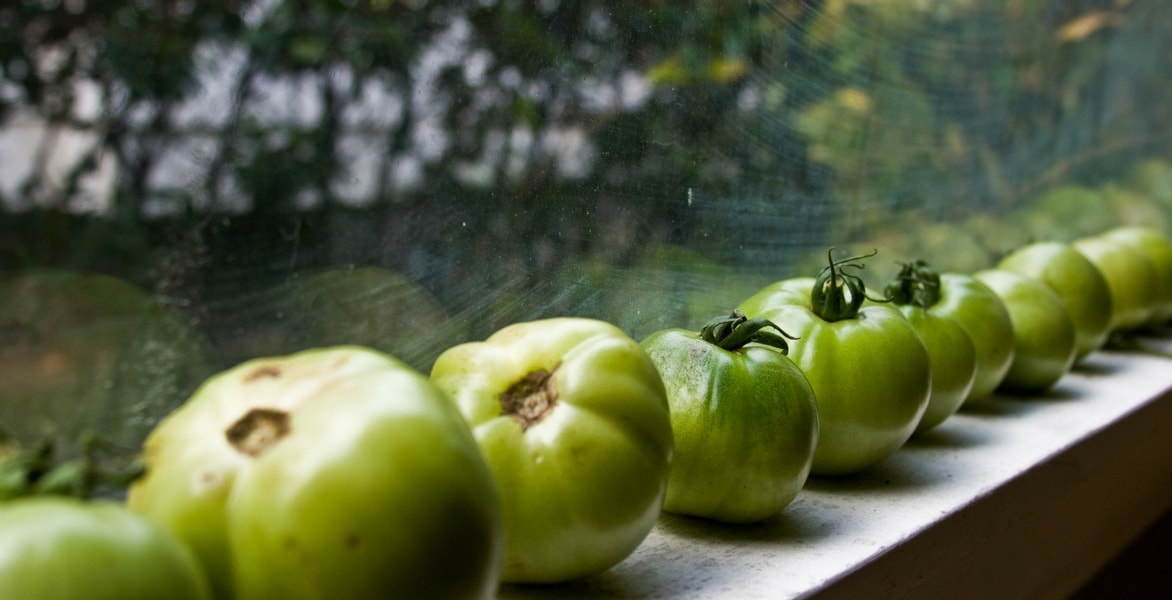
[500,363,561,431]
[700,309,797,354]
[885,259,942,309]
[811,248,887,322]
[0,430,144,500]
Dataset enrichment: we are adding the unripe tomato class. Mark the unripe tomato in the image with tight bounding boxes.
[739,250,930,476]
[974,270,1077,393]
[931,274,1016,404]
[1099,226,1172,328]
[431,318,673,583]
[129,346,503,600]
[0,497,212,600]
[882,260,978,433]
[1073,235,1159,332]
[641,311,818,523]
[997,241,1113,360]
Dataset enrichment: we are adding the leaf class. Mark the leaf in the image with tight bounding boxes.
[646,54,748,86]
[1057,11,1121,43]
[706,57,748,83]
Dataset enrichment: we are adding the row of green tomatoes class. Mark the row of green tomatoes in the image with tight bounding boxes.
[3,225,1170,599]
[658,224,1172,520]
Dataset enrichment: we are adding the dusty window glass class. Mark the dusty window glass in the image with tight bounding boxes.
[2,1,1170,460]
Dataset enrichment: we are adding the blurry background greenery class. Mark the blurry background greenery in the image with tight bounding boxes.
[2,0,1172,376]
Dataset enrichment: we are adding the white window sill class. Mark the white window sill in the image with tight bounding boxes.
[499,339,1172,599]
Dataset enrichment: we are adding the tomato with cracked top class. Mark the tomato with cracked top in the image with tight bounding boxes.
[129,346,503,600]
[431,317,673,584]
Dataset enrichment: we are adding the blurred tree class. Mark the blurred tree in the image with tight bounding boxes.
[1,0,1170,320]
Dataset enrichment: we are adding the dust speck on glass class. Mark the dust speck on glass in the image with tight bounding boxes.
[1,1,1170,458]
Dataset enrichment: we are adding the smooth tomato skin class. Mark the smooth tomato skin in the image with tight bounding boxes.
[1073,235,1159,332]
[129,347,503,600]
[1100,226,1172,328]
[997,241,1113,360]
[898,306,977,434]
[740,286,931,477]
[431,318,672,584]
[0,497,212,600]
[773,276,820,299]
[640,329,818,523]
[974,270,1078,394]
[932,274,1016,404]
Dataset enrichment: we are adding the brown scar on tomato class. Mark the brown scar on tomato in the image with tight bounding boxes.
[245,365,283,382]
[500,363,561,431]
[226,408,291,457]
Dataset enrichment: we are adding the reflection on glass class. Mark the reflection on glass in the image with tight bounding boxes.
[2,1,1171,452]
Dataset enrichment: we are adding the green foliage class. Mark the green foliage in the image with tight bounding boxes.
[3,0,1172,361]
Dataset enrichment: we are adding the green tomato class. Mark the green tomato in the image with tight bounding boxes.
[739,251,931,476]
[974,270,1078,394]
[555,245,770,341]
[996,241,1113,361]
[1099,226,1172,328]
[1011,185,1116,242]
[640,311,818,523]
[430,318,672,584]
[0,497,212,600]
[771,276,821,299]
[1100,183,1169,234]
[903,221,1001,275]
[882,261,978,433]
[0,269,219,459]
[128,346,503,600]
[1073,234,1159,332]
[931,273,1016,404]
[222,266,470,373]
[900,306,975,432]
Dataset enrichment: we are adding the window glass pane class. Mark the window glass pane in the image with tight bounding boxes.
[2,1,1170,465]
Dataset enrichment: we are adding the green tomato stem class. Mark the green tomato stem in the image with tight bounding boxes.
[885,259,943,309]
[810,248,885,322]
[699,310,797,354]
[0,430,144,501]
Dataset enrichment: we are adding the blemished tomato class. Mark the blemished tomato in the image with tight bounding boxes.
[739,250,931,476]
[129,346,503,600]
[997,241,1113,361]
[1073,234,1159,332]
[882,260,978,433]
[431,318,673,584]
[641,310,818,523]
[0,497,212,600]
[974,270,1078,393]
